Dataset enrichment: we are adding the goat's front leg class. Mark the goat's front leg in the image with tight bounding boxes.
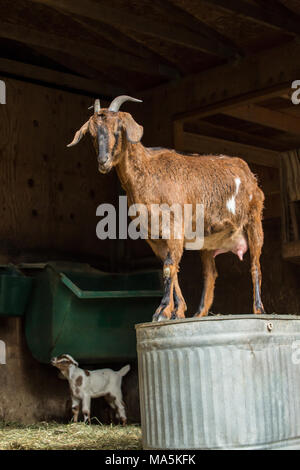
[153,253,177,322]
[71,396,80,423]
[82,395,91,424]
[172,275,187,319]
[194,250,218,317]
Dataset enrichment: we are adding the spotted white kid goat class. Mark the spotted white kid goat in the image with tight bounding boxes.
[51,354,130,424]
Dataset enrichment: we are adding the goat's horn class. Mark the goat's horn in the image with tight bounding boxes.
[88,98,101,113]
[94,98,101,113]
[108,95,142,112]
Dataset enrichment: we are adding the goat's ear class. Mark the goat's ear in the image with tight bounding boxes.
[67,120,90,147]
[122,114,143,144]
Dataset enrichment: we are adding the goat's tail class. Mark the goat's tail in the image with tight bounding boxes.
[118,364,130,377]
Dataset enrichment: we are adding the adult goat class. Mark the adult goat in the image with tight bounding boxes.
[68,96,265,321]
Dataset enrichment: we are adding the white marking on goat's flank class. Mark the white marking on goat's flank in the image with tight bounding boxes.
[226,178,241,215]
[249,194,253,201]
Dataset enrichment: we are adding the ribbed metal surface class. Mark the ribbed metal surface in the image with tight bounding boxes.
[136,315,300,449]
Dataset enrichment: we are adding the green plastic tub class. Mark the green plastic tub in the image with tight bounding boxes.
[0,264,33,317]
[25,262,163,364]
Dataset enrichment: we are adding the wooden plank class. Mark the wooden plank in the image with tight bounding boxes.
[139,41,300,147]
[289,202,299,241]
[203,0,300,36]
[282,241,300,262]
[0,57,121,97]
[154,0,241,58]
[0,78,116,260]
[176,131,279,168]
[30,47,100,80]
[224,104,300,136]
[184,120,290,151]
[68,16,180,80]
[29,0,237,57]
[263,193,281,220]
[0,20,173,78]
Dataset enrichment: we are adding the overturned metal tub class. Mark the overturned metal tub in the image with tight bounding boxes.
[136,315,300,450]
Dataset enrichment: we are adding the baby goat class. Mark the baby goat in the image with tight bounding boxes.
[68,96,265,320]
[51,354,130,424]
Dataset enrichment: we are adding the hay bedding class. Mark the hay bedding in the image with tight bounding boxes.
[0,422,142,450]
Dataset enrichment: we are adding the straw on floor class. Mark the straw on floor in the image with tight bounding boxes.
[0,422,142,450]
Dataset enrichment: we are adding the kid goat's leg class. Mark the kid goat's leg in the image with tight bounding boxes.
[194,250,218,317]
[71,396,80,423]
[82,395,91,424]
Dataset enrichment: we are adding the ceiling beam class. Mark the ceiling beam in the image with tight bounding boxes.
[29,0,237,57]
[164,39,300,129]
[185,119,289,151]
[174,130,279,168]
[154,0,241,58]
[135,41,300,148]
[224,104,300,135]
[67,16,180,80]
[0,20,174,79]
[203,0,300,36]
[31,47,100,79]
[0,57,121,97]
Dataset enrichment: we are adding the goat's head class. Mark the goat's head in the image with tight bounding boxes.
[51,354,79,374]
[67,95,143,174]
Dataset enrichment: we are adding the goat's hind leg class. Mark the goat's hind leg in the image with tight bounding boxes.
[71,396,80,423]
[194,250,218,317]
[246,202,265,314]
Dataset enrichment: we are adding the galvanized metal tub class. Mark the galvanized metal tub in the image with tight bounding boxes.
[136,315,300,450]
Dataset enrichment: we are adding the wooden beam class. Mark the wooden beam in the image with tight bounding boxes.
[282,241,300,263]
[154,0,241,58]
[31,47,99,80]
[203,0,300,36]
[67,16,180,80]
[29,0,237,57]
[0,57,121,97]
[184,120,290,151]
[166,39,300,129]
[174,130,279,168]
[224,104,300,136]
[0,20,173,79]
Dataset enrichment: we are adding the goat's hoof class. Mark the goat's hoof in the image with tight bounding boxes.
[152,311,169,322]
[171,311,186,320]
[254,307,265,314]
[193,312,208,318]
[171,310,177,320]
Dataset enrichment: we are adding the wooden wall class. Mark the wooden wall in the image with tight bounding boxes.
[0,78,118,265]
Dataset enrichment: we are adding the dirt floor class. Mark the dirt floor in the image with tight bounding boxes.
[0,422,142,450]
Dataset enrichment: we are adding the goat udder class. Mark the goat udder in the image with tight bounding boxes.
[213,235,248,261]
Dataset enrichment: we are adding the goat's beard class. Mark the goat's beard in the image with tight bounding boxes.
[98,161,113,174]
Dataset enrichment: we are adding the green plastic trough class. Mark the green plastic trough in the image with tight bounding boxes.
[0,264,33,317]
[25,262,163,364]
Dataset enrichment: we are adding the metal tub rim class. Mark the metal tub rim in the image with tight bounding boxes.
[135,313,300,330]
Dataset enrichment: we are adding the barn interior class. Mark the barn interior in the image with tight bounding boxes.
[0,0,300,424]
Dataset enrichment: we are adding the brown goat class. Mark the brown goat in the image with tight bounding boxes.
[68,96,265,321]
